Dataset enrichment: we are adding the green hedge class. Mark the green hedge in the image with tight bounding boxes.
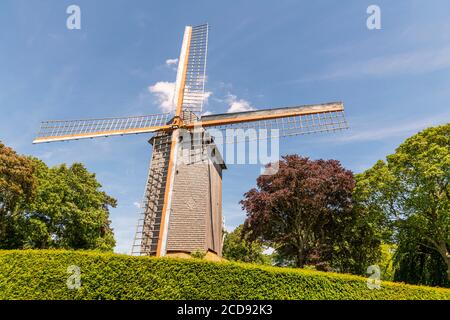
[1,250,449,300]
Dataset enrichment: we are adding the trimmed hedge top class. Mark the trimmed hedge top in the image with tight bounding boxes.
[1,250,449,300]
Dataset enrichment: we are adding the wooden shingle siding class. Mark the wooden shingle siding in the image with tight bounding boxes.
[167,143,224,255]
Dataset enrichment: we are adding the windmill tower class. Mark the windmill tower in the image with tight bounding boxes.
[33,23,348,258]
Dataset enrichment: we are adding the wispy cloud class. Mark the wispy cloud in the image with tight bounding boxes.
[335,113,450,143]
[165,58,178,71]
[226,94,255,113]
[165,58,178,66]
[319,46,450,80]
[202,91,213,106]
[133,202,141,209]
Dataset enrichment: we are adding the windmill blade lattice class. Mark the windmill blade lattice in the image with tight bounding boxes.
[197,102,349,144]
[34,113,171,143]
[181,24,209,114]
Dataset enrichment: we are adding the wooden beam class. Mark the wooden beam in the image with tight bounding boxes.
[175,27,193,119]
[155,26,194,256]
[156,130,179,257]
[185,102,344,129]
[32,125,171,144]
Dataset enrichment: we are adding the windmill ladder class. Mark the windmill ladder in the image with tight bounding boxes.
[131,133,172,256]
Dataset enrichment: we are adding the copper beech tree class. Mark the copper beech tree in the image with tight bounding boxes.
[241,155,361,269]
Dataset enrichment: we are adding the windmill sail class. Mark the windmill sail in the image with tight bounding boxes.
[174,24,209,116]
[33,113,171,143]
[188,102,348,143]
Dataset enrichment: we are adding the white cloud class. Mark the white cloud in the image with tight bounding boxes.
[226,94,255,113]
[148,81,176,112]
[202,111,213,116]
[165,58,178,71]
[202,91,213,106]
[165,58,178,66]
[133,202,141,209]
[148,82,213,113]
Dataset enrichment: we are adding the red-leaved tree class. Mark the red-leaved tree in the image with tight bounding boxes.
[241,155,356,268]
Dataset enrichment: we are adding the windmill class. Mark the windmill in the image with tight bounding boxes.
[33,24,348,258]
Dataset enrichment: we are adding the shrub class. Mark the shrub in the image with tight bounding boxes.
[0,250,449,300]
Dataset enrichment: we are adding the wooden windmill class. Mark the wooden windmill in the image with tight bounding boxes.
[33,24,348,258]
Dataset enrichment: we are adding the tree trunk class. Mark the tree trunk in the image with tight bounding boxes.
[444,255,450,281]
[296,249,305,268]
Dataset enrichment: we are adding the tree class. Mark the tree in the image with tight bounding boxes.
[27,159,117,251]
[0,142,36,247]
[241,155,378,270]
[355,123,450,284]
[393,228,449,287]
[0,141,117,251]
[222,225,270,264]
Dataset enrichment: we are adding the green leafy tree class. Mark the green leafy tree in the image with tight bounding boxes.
[0,141,116,251]
[355,123,450,284]
[241,155,380,271]
[222,225,270,264]
[0,142,36,248]
[26,159,116,251]
[394,228,449,287]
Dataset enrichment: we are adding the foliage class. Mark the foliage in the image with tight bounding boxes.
[354,123,450,284]
[378,243,396,281]
[393,228,449,287]
[0,250,449,300]
[326,202,383,275]
[0,141,116,251]
[222,225,271,264]
[191,250,206,259]
[0,142,36,248]
[241,155,380,272]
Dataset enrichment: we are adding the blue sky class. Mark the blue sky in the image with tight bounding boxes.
[1,1,449,253]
